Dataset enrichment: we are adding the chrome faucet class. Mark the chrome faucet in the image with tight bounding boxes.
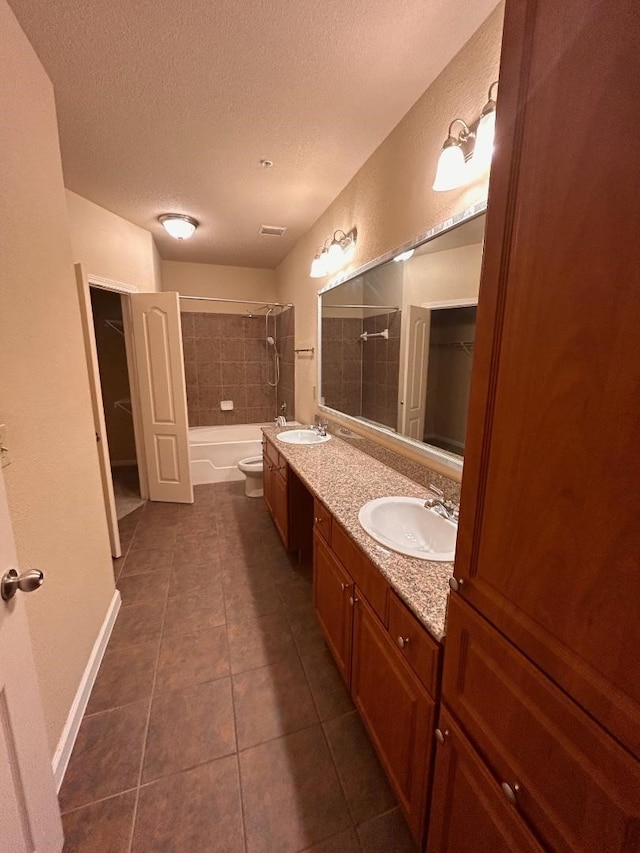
[424,484,459,523]
[309,420,328,436]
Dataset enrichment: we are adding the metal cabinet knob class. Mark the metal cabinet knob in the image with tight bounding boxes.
[2,568,44,601]
[434,728,449,745]
[397,636,410,649]
[349,595,359,606]
[449,576,464,593]
[340,582,350,591]
[501,782,520,805]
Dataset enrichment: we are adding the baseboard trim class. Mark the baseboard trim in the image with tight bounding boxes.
[51,589,121,791]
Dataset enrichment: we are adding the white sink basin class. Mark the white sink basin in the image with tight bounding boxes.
[358,496,457,561]
[277,429,332,445]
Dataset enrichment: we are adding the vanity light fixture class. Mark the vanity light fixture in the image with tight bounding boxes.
[432,119,473,192]
[309,227,357,277]
[432,81,498,191]
[158,213,199,240]
[473,81,499,172]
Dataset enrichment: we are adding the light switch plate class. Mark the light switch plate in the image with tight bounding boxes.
[0,424,10,468]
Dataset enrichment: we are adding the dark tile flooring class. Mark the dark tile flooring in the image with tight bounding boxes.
[59,482,417,853]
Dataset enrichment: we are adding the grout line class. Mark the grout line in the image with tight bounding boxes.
[59,784,139,816]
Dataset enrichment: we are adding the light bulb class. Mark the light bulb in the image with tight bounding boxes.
[310,250,327,278]
[472,108,496,173]
[326,239,344,274]
[432,143,467,192]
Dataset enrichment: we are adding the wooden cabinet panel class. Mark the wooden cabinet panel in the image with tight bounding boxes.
[313,533,353,684]
[351,593,434,844]
[264,436,279,468]
[427,707,544,853]
[443,595,640,853]
[312,497,332,545]
[332,521,388,624]
[262,451,273,515]
[388,591,441,698]
[272,467,288,547]
[455,0,640,756]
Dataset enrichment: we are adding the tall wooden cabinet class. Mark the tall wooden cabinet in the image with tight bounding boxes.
[429,0,640,849]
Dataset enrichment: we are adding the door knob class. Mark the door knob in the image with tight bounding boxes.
[449,576,464,593]
[2,568,45,601]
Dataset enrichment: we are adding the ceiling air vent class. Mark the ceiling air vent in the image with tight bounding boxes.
[259,224,287,237]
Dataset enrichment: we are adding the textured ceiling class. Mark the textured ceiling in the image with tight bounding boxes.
[9,0,499,268]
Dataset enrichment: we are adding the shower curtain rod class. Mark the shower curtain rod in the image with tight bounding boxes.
[179,295,293,308]
[325,304,399,310]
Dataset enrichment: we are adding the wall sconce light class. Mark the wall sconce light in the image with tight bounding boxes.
[432,81,498,192]
[158,213,199,239]
[309,227,357,277]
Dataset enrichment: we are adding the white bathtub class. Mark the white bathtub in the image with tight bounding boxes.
[188,422,298,486]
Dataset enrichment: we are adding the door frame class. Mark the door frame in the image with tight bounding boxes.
[88,275,149,503]
[77,273,149,556]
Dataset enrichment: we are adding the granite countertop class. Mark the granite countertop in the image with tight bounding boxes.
[262,426,454,642]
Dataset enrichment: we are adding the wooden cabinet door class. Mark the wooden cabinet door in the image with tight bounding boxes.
[262,451,273,514]
[272,466,288,547]
[427,708,543,853]
[455,0,640,755]
[351,593,434,843]
[313,533,353,684]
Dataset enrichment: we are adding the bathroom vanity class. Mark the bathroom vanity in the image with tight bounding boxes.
[262,428,450,844]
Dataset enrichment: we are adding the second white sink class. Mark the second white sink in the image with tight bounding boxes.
[359,496,457,561]
[277,429,332,445]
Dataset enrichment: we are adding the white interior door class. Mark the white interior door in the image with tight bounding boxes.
[75,264,121,558]
[0,468,64,852]
[129,292,193,503]
[399,305,431,440]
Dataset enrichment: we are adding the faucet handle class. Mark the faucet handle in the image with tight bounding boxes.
[428,484,445,498]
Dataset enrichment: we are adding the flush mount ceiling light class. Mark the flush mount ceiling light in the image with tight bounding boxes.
[393,249,415,262]
[310,228,358,278]
[432,80,498,192]
[158,214,199,240]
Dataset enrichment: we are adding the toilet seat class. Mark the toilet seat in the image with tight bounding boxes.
[238,455,264,497]
[238,455,262,472]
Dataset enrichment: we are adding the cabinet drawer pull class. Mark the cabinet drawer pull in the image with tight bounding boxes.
[340,582,350,591]
[501,782,521,805]
[397,636,410,649]
[349,595,359,606]
[434,728,449,745]
[314,517,322,523]
[449,576,464,593]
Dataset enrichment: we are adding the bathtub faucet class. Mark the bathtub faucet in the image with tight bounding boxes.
[275,415,287,427]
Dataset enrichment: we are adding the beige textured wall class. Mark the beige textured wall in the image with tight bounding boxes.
[1,1,116,754]
[162,261,277,313]
[66,189,161,291]
[276,4,504,474]
[404,243,484,307]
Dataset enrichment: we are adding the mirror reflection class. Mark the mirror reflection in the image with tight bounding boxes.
[319,211,485,458]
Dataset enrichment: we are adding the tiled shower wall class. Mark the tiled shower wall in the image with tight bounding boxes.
[181,311,294,426]
[276,307,295,420]
[321,317,363,417]
[361,311,401,430]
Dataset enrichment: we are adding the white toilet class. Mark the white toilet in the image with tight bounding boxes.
[238,455,264,497]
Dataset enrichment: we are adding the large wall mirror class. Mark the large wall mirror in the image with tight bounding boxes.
[318,204,486,473]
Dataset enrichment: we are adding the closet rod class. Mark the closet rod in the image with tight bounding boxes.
[179,295,293,308]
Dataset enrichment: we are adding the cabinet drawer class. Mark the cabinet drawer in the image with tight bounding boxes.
[264,437,280,468]
[332,521,388,624]
[443,595,640,853]
[388,591,441,697]
[312,498,332,544]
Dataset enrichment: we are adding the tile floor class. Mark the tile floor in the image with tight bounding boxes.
[59,482,418,853]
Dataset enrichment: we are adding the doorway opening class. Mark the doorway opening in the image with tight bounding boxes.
[89,287,143,520]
